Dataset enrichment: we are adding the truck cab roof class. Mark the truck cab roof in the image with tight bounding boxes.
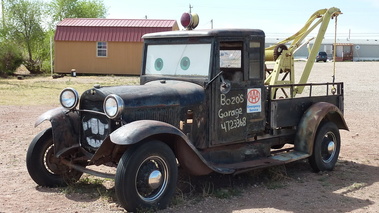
[142,29,265,39]
[140,28,266,86]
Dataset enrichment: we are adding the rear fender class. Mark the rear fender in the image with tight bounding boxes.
[104,120,214,175]
[294,102,348,155]
[35,107,80,157]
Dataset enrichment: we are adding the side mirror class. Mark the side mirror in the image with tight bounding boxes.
[220,75,231,94]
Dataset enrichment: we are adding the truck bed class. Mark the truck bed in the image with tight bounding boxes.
[268,82,344,128]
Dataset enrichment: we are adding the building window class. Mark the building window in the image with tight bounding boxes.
[97,42,107,57]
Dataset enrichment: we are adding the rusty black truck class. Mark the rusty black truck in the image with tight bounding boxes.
[26,8,347,212]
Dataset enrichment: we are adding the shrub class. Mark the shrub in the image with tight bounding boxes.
[0,42,24,77]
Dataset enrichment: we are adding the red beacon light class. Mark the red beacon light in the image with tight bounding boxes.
[180,12,199,30]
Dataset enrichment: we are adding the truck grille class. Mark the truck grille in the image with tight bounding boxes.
[81,113,110,150]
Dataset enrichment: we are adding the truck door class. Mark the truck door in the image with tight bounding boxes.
[211,39,265,146]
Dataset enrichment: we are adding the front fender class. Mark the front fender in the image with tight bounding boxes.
[105,120,215,175]
[35,107,80,157]
[294,102,349,155]
[110,120,185,145]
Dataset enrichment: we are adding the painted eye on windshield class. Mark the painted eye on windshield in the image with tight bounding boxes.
[180,56,190,70]
[154,58,164,71]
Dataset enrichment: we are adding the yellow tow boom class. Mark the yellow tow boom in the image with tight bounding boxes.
[264,7,342,98]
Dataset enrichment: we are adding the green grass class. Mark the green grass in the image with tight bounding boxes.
[0,75,139,105]
[344,182,367,193]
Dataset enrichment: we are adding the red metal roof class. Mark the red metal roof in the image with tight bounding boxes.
[55,18,178,42]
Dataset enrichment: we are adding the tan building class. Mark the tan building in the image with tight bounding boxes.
[54,18,179,75]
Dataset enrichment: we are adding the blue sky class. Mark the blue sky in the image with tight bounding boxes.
[103,0,379,39]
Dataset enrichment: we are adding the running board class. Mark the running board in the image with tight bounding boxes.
[212,151,310,175]
[270,150,310,162]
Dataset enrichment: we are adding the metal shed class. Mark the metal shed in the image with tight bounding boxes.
[54,18,179,75]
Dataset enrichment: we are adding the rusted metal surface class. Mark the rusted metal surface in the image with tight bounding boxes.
[35,107,81,157]
[175,140,214,176]
[34,107,67,127]
[89,137,115,165]
[294,102,348,154]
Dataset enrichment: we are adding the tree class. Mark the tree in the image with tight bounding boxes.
[49,0,107,26]
[0,0,107,75]
[5,0,47,73]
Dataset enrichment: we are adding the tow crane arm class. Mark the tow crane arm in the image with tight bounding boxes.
[264,7,342,98]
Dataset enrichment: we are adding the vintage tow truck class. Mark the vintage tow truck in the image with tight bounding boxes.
[26,7,347,212]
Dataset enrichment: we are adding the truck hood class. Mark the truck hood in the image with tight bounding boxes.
[80,80,205,110]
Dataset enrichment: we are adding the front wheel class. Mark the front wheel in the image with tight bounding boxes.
[115,140,178,212]
[309,122,341,172]
[26,128,83,187]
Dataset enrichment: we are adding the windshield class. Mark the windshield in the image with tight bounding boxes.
[145,43,212,76]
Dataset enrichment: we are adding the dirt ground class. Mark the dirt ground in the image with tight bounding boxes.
[0,62,378,213]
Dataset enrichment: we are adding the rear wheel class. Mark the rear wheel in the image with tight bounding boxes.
[26,128,83,187]
[309,122,340,172]
[115,140,178,212]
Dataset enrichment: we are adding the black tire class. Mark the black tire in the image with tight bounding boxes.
[115,140,178,212]
[309,122,341,172]
[26,128,83,187]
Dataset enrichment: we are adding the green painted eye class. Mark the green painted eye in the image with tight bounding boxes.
[180,56,190,70]
[154,58,163,71]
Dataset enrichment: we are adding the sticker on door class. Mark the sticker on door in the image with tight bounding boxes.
[247,88,261,113]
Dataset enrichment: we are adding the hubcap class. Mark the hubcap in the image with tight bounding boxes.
[148,170,162,189]
[327,141,335,154]
[322,131,337,163]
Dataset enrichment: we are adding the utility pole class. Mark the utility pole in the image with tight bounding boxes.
[211,19,213,29]
[50,35,53,76]
[189,4,193,13]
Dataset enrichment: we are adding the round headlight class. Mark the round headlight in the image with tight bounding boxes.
[104,94,124,119]
[60,88,79,109]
